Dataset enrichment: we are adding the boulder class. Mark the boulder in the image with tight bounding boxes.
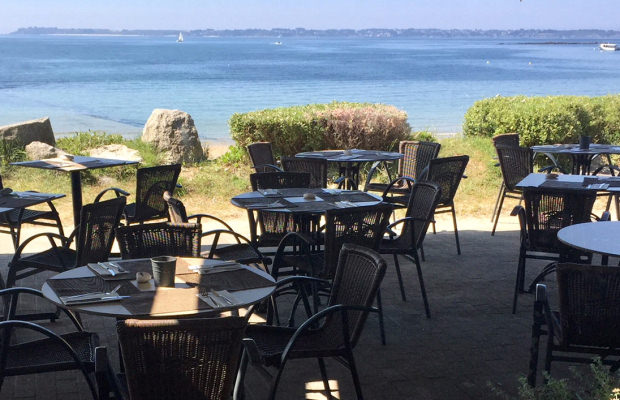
[141,109,204,164]
[89,144,143,163]
[0,117,55,147]
[25,141,66,160]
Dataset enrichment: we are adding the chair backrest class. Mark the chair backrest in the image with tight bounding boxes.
[250,172,311,190]
[425,155,469,205]
[281,156,328,188]
[556,263,620,348]
[247,142,276,173]
[74,196,126,267]
[115,222,201,259]
[496,146,533,191]
[322,204,392,279]
[399,141,441,181]
[117,317,247,400]
[163,191,189,223]
[492,133,520,148]
[523,189,597,253]
[133,164,182,222]
[399,182,442,250]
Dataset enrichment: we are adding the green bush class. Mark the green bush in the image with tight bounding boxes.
[463,95,620,146]
[229,102,410,156]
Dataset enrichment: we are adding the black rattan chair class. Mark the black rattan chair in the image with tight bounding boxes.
[510,188,601,314]
[379,182,442,317]
[247,142,281,172]
[492,133,520,148]
[281,156,328,188]
[5,197,126,290]
[235,244,387,400]
[96,164,182,225]
[528,264,620,386]
[117,317,247,400]
[0,174,64,249]
[115,222,201,259]
[422,155,469,255]
[0,288,111,400]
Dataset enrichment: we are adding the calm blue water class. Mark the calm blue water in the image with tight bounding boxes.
[1,35,620,141]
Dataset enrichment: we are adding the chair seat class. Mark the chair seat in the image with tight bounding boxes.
[4,331,98,375]
[208,243,264,264]
[379,237,410,253]
[279,253,324,276]
[2,209,57,225]
[17,246,77,271]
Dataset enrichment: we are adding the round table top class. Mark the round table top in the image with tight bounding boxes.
[42,258,275,318]
[557,221,620,257]
[296,149,403,163]
[531,143,620,156]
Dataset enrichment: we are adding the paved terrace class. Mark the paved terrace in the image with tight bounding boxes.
[0,215,599,400]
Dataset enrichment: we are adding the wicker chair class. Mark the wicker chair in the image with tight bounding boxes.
[95,164,182,225]
[235,244,387,400]
[379,182,442,317]
[422,155,469,255]
[248,172,311,248]
[491,146,533,236]
[115,222,201,259]
[0,288,111,399]
[5,197,126,290]
[510,188,601,314]
[281,156,328,188]
[163,191,267,268]
[528,264,620,386]
[492,133,520,148]
[364,141,441,207]
[117,317,247,400]
[247,142,281,172]
[0,175,65,250]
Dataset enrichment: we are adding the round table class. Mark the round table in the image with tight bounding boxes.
[557,221,620,264]
[295,149,403,189]
[42,257,275,318]
[531,144,620,175]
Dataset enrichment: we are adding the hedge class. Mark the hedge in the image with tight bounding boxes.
[229,102,410,156]
[463,95,620,146]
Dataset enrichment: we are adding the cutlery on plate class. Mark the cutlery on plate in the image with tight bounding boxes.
[97,262,117,276]
[108,262,127,273]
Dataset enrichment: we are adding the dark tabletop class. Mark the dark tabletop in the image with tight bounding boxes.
[11,156,139,172]
[0,191,65,214]
[516,173,620,192]
[531,143,620,156]
[296,149,403,163]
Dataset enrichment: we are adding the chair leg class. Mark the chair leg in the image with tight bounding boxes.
[411,251,431,319]
[317,358,335,400]
[269,362,287,400]
[346,351,365,400]
[527,300,544,387]
[392,254,407,301]
[543,334,554,383]
[233,350,248,400]
[451,205,461,255]
[376,288,386,345]
[491,183,505,222]
[512,250,526,314]
[491,186,507,236]
[419,245,425,262]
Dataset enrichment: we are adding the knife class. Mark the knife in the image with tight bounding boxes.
[98,262,116,276]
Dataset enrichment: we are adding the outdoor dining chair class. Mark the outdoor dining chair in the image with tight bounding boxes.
[234,244,387,400]
[528,263,620,386]
[379,182,442,318]
[117,317,247,400]
[281,156,328,188]
[115,222,202,259]
[247,142,280,172]
[492,132,520,148]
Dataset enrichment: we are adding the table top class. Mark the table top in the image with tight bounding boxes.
[12,156,139,172]
[531,143,620,156]
[231,188,384,214]
[0,191,65,214]
[296,149,403,163]
[557,221,620,257]
[516,173,620,192]
[42,257,275,318]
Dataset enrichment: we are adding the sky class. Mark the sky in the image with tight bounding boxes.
[0,0,619,34]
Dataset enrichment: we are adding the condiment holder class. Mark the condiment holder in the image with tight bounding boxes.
[303,192,316,200]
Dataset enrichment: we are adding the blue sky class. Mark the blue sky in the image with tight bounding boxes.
[0,0,618,34]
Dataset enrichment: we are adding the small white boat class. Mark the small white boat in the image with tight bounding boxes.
[273,41,282,46]
[599,43,616,51]
[177,32,184,43]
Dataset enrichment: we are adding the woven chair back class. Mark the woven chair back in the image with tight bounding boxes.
[250,172,310,190]
[74,196,126,267]
[117,317,247,400]
[492,133,520,148]
[425,155,469,205]
[399,141,441,181]
[134,164,182,222]
[281,156,328,188]
[163,191,189,223]
[496,146,533,191]
[247,142,276,173]
[116,222,201,259]
[523,189,596,253]
[322,204,392,280]
[556,263,620,348]
[399,182,442,250]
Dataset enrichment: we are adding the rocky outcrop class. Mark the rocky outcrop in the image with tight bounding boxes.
[141,109,204,164]
[89,144,143,162]
[0,117,56,147]
[25,141,66,160]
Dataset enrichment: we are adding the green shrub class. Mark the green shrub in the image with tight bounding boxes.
[463,95,620,146]
[229,102,410,156]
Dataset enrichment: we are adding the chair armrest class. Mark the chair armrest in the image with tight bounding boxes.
[254,164,283,172]
[10,232,72,263]
[387,216,426,231]
[202,229,266,262]
[94,187,130,203]
[510,205,526,232]
[380,176,415,199]
[362,161,382,191]
[188,213,235,232]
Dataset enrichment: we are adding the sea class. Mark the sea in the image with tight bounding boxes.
[1,34,620,142]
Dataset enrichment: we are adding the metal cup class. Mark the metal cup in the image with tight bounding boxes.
[579,135,591,150]
[151,256,177,287]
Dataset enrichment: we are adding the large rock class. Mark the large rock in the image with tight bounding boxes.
[141,109,204,164]
[0,117,55,147]
[89,144,143,163]
[25,141,66,160]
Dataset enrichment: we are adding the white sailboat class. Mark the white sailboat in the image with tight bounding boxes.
[599,43,616,51]
[177,32,184,43]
